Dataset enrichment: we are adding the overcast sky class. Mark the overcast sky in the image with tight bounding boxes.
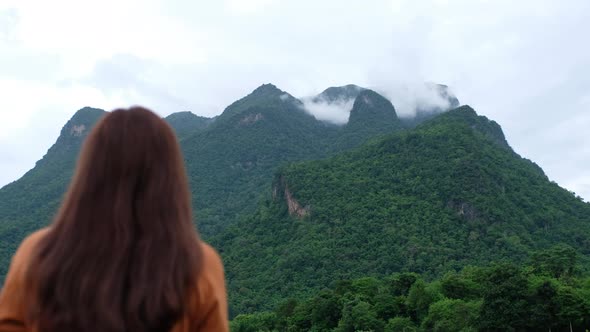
[0,0,588,201]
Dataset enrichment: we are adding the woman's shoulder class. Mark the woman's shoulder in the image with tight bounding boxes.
[24,228,50,244]
[195,241,226,299]
[11,228,51,267]
[199,242,224,277]
[0,228,51,309]
[182,241,228,330]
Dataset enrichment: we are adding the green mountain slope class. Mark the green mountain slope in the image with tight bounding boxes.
[335,89,402,150]
[181,84,338,235]
[0,84,411,281]
[313,84,365,103]
[219,106,590,314]
[178,84,411,235]
[164,111,214,139]
[0,107,106,279]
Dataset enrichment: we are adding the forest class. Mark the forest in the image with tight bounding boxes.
[231,245,589,331]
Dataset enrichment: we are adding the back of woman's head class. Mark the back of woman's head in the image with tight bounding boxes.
[26,107,202,332]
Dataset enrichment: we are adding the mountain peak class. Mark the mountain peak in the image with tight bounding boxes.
[69,107,106,123]
[63,107,106,138]
[429,83,460,110]
[333,89,401,150]
[424,105,510,149]
[348,89,398,126]
[315,84,365,103]
[218,83,300,121]
[165,111,214,139]
[250,83,283,97]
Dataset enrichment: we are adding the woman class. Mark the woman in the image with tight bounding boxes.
[0,107,228,331]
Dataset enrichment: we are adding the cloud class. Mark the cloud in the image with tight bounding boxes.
[372,82,453,118]
[225,0,277,15]
[0,8,18,42]
[81,54,197,114]
[300,96,355,125]
[0,78,116,187]
[2,0,207,71]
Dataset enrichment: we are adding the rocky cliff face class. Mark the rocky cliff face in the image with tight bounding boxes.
[273,176,309,218]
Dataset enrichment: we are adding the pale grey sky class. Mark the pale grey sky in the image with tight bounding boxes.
[0,0,588,200]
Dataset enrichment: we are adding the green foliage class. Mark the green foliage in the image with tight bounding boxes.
[477,263,529,331]
[230,260,590,331]
[422,299,480,332]
[230,312,277,332]
[384,317,417,332]
[531,243,577,278]
[221,106,590,314]
[440,272,480,300]
[164,111,213,139]
[339,299,383,332]
[407,280,441,321]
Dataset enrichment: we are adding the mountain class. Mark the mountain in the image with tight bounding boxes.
[177,83,413,235]
[0,83,410,281]
[215,83,300,122]
[2,83,588,328]
[336,89,402,150]
[164,111,214,139]
[402,84,461,128]
[313,84,365,103]
[179,84,337,235]
[218,106,590,314]
[310,83,460,129]
[0,107,106,279]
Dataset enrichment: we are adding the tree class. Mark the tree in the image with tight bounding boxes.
[385,317,417,332]
[422,299,480,332]
[230,312,276,332]
[478,263,529,331]
[440,271,480,300]
[336,296,383,332]
[532,244,577,279]
[386,272,420,296]
[310,290,341,330]
[289,299,313,331]
[555,285,588,330]
[527,277,559,331]
[274,298,298,331]
[407,279,441,322]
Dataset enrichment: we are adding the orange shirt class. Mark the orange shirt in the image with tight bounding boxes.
[0,229,229,332]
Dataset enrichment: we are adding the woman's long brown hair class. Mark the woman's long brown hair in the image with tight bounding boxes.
[25,107,202,332]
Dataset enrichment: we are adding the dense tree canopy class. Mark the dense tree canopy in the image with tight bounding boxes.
[230,248,590,331]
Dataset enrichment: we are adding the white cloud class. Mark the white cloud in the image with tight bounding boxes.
[371,81,452,117]
[0,78,121,186]
[0,8,17,42]
[2,0,207,72]
[301,97,355,125]
[225,0,277,15]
